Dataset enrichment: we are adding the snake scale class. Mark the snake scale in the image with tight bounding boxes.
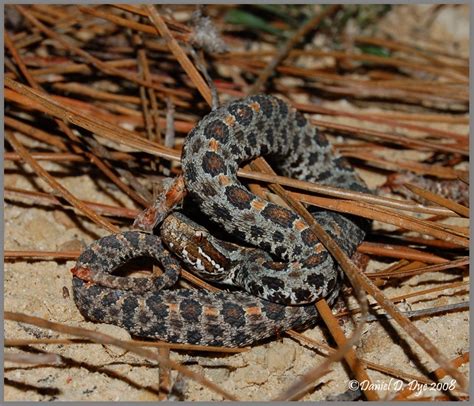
[72,94,370,347]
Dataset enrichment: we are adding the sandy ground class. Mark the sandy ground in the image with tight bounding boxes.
[4,4,469,401]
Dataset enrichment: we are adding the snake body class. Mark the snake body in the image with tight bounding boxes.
[72,95,369,347]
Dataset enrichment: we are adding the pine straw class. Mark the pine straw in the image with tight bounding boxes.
[4,4,469,401]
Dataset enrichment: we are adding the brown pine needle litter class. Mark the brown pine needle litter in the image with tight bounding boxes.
[4,4,469,401]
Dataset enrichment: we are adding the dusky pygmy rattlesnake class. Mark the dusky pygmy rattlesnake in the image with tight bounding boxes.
[72,94,369,347]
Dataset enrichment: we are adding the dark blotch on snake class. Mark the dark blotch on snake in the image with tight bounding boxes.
[232,228,247,243]
[301,228,319,247]
[303,253,323,267]
[247,131,258,148]
[261,301,286,321]
[137,309,153,325]
[200,180,217,197]
[261,204,297,229]
[190,137,204,154]
[201,151,226,177]
[145,298,169,319]
[211,203,233,222]
[100,235,123,250]
[274,245,287,258]
[272,230,285,243]
[78,249,98,265]
[225,185,253,210]
[250,225,264,239]
[186,330,203,344]
[265,128,275,146]
[305,272,326,290]
[261,276,285,291]
[295,111,307,127]
[221,302,246,327]
[277,98,289,116]
[179,298,203,321]
[263,261,286,271]
[293,288,314,303]
[206,323,224,338]
[204,119,230,143]
[228,103,254,126]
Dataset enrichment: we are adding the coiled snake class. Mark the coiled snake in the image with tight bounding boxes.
[71,95,369,347]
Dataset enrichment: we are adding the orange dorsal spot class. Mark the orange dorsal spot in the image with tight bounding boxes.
[245,306,262,317]
[249,101,260,112]
[315,244,325,254]
[167,303,179,313]
[251,199,266,211]
[224,115,236,126]
[203,307,219,318]
[208,139,219,152]
[294,219,307,231]
[218,174,231,186]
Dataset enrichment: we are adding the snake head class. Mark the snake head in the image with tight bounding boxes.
[161,213,230,281]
